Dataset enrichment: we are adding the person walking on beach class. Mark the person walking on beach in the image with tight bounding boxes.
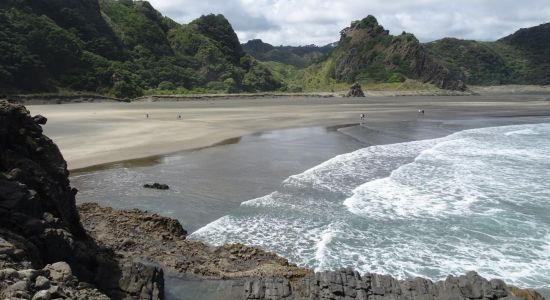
[146,113,149,119]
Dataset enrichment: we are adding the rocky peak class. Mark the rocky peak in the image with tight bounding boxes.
[191,13,244,63]
[330,15,466,91]
[340,15,390,44]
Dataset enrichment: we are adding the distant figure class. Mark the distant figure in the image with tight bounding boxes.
[177,114,182,120]
[360,113,367,121]
[146,113,149,119]
[418,109,425,114]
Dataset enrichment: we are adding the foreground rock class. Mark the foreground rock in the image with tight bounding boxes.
[244,269,544,300]
[0,251,109,300]
[0,100,162,299]
[346,83,365,97]
[79,203,309,280]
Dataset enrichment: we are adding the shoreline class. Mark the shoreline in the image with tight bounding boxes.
[70,123,359,174]
[6,84,550,107]
[25,93,550,171]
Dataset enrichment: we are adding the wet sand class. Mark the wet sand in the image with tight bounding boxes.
[26,93,550,170]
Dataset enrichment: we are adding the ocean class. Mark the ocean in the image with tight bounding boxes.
[191,123,550,289]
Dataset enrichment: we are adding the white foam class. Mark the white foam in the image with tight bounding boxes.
[191,123,550,289]
[314,225,338,271]
[504,128,539,136]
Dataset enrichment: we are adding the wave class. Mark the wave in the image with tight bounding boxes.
[191,123,550,288]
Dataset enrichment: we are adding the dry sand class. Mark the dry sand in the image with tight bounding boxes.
[26,93,550,170]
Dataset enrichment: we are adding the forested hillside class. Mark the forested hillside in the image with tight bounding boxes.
[0,0,281,97]
[426,23,550,85]
[242,39,335,68]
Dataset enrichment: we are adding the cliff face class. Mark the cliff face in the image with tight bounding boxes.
[0,100,163,299]
[328,16,466,91]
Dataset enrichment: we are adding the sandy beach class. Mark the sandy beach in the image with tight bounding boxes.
[27,92,550,170]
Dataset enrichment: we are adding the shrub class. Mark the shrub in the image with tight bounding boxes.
[157,81,176,90]
[113,80,143,99]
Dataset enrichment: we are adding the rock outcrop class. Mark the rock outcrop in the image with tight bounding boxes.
[329,16,466,91]
[78,203,310,280]
[345,83,365,97]
[0,100,163,299]
[244,268,541,300]
[143,183,170,190]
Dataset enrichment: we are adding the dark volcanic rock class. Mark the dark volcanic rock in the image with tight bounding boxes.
[345,83,365,97]
[79,203,309,280]
[144,183,170,190]
[0,100,163,299]
[244,269,539,300]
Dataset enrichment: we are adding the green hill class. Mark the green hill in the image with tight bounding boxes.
[0,0,281,97]
[263,16,466,92]
[242,39,335,68]
[425,23,550,85]
[325,16,465,90]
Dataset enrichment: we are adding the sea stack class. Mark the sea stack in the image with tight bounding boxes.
[346,83,365,97]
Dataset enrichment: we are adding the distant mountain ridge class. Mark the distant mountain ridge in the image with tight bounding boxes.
[242,39,336,68]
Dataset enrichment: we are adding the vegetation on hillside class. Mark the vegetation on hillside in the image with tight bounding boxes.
[242,39,335,68]
[0,0,281,97]
[426,23,550,85]
[268,16,466,91]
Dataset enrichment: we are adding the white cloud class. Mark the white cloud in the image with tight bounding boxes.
[147,0,550,45]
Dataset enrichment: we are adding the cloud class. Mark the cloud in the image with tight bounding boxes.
[147,0,550,45]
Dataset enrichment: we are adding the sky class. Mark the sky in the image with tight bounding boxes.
[147,0,550,46]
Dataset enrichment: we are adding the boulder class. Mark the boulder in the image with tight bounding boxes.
[346,83,365,97]
[143,183,170,190]
[44,262,72,282]
[34,275,50,290]
[31,290,51,300]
